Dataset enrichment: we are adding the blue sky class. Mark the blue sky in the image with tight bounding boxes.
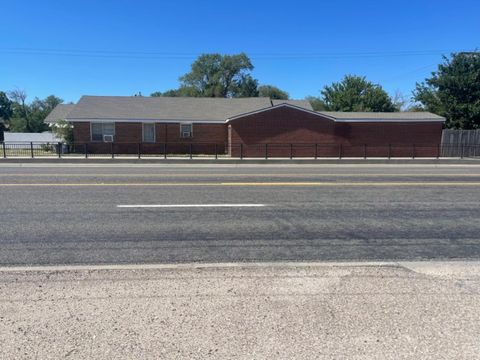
[1,0,478,104]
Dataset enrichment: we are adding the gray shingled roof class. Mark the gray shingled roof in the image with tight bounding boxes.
[272,99,313,110]
[44,104,75,123]
[64,96,312,122]
[45,97,443,123]
[318,111,445,121]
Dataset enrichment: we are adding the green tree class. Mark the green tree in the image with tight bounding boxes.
[151,87,200,97]
[8,91,63,132]
[413,52,480,129]
[0,91,13,133]
[8,89,30,131]
[319,75,396,112]
[178,53,254,97]
[234,75,259,97]
[258,85,289,100]
[50,119,74,144]
[29,95,64,132]
[306,96,327,111]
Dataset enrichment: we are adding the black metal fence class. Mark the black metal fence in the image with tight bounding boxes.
[1,141,480,159]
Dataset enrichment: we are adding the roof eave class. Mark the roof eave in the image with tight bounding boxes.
[333,118,446,123]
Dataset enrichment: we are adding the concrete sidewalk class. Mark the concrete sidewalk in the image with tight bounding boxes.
[1,157,479,165]
[1,262,479,359]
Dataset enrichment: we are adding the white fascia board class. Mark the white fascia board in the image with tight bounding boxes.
[67,118,223,124]
[334,118,446,123]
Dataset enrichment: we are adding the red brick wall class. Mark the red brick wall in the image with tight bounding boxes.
[335,122,443,157]
[228,107,443,157]
[335,122,443,145]
[153,123,226,143]
[72,122,227,155]
[115,123,142,143]
[229,106,337,157]
[72,111,443,157]
[72,122,90,142]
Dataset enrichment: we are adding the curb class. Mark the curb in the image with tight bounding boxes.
[0,158,479,165]
[0,261,400,272]
[2,261,479,277]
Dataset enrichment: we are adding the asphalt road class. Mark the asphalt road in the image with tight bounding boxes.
[1,163,480,265]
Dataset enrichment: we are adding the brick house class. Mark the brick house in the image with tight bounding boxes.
[45,95,445,157]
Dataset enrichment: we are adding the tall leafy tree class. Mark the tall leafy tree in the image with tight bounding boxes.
[320,75,396,112]
[153,53,256,98]
[413,52,480,129]
[234,75,259,97]
[258,85,289,100]
[0,91,13,120]
[0,91,13,133]
[29,95,64,132]
[8,89,31,132]
[8,91,63,132]
[152,53,300,100]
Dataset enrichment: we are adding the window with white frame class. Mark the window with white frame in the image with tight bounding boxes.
[91,122,115,142]
[143,123,155,142]
[180,123,193,138]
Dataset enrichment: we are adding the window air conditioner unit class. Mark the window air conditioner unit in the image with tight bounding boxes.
[182,131,191,138]
[103,135,114,142]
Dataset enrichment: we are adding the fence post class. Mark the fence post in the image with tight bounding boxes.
[164,143,167,159]
[111,142,114,159]
[85,143,88,158]
[388,144,391,159]
[265,144,268,160]
[138,143,141,159]
[30,142,34,158]
[215,144,218,159]
[290,144,293,159]
[2,142,6,158]
[364,144,367,159]
[412,144,415,159]
[189,143,192,159]
[240,143,243,160]
[315,143,318,159]
[338,144,342,159]
[437,143,440,159]
[58,142,62,158]
[461,144,464,159]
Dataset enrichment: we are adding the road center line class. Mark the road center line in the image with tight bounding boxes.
[117,204,266,208]
[1,182,480,187]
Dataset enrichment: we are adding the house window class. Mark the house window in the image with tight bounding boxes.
[143,123,155,142]
[180,123,193,138]
[91,122,115,142]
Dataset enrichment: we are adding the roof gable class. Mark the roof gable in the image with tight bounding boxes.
[271,99,313,110]
[226,103,335,122]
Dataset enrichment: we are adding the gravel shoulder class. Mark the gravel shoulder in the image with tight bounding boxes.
[1,261,479,359]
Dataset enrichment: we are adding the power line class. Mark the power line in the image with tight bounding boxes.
[0,47,474,60]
